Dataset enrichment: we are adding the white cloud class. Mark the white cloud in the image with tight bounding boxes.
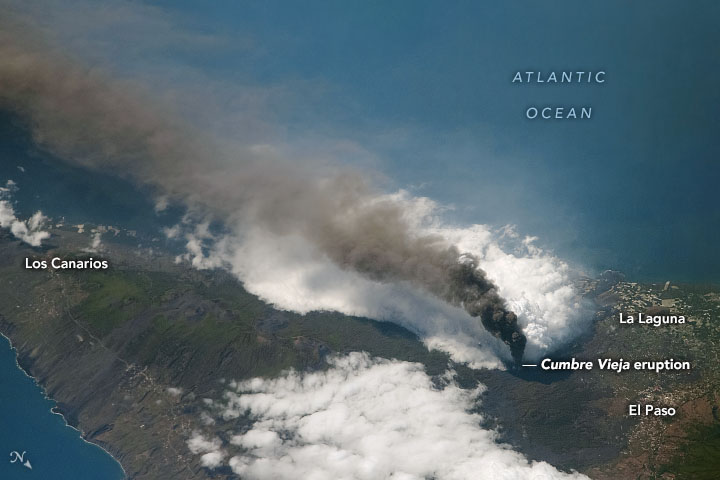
[167,387,183,397]
[0,183,51,247]
[84,231,103,252]
[173,192,587,364]
[199,411,215,426]
[429,223,590,360]
[200,450,225,468]
[154,195,169,213]
[0,199,51,247]
[163,224,180,239]
[205,227,507,368]
[187,432,225,468]
[190,353,588,480]
[27,210,46,231]
[188,431,225,468]
[187,432,221,454]
[174,219,226,270]
[3,0,586,365]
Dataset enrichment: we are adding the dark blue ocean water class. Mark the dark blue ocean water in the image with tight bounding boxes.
[0,336,125,480]
[163,1,719,283]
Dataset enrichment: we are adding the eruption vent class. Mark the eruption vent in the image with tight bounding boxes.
[447,258,526,363]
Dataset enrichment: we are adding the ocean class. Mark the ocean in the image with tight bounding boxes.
[0,335,125,480]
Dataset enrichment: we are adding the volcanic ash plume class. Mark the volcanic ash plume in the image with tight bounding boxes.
[446,257,526,362]
[305,195,528,362]
[318,228,527,363]
[0,16,526,362]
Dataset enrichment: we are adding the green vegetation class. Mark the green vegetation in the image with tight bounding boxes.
[70,268,453,382]
[73,271,158,336]
[660,423,720,479]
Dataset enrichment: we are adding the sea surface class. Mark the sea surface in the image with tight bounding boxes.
[0,335,125,480]
[2,110,718,285]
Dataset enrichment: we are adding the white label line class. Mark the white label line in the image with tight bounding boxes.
[521,364,537,367]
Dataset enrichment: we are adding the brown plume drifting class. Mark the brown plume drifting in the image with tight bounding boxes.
[0,15,526,362]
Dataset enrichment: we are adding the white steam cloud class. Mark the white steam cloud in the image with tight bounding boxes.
[189,352,589,480]
[1,5,594,479]
[0,2,588,363]
[171,193,587,364]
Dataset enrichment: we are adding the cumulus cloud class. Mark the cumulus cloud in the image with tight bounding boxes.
[199,411,216,426]
[187,432,225,468]
[0,185,51,247]
[167,387,183,397]
[199,450,225,469]
[0,179,18,193]
[189,353,588,480]
[84,231,103,252]
[154,195,169,213]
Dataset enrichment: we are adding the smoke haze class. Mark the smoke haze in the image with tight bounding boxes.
[0,11,528,361]
[0,4,596,479]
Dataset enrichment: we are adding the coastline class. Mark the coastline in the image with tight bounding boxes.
[0,332,128,479]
